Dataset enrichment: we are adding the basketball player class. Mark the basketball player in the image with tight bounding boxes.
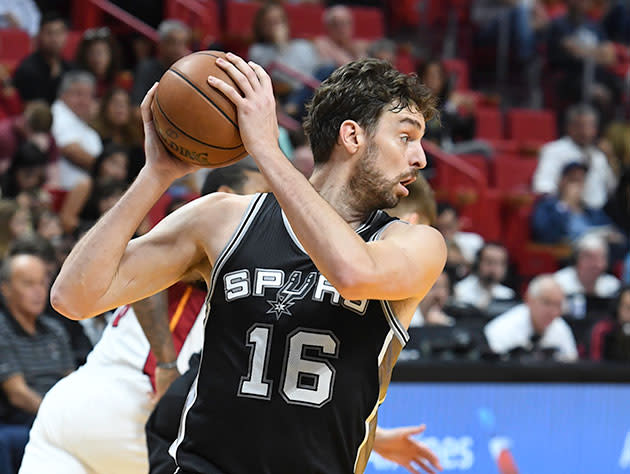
[51,56,447,473]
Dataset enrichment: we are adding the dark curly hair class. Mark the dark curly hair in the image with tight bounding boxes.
[304,59,437,164]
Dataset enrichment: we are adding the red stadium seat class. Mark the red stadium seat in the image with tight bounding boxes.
[505,108,557,144]
[350,7,385,40]
[443,58,469,91]
[494,155,537,193]
[225,1,261,40]
[475,106,503,140]
[0,29,32,71]
[285,4,325,39]
[165,0,221,46]
[589,319,615,361]
[63,30,83,61]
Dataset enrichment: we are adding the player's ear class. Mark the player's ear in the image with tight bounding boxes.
[217,185,236,194]
[338,120,364,156]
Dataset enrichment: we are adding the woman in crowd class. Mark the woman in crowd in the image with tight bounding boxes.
[75,27,126,98]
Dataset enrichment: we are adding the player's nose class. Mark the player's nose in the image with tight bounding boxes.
[410,142,427,170]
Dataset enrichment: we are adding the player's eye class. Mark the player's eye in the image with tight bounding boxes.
[400,135,409,144]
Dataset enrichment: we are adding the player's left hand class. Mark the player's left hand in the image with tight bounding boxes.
[150,366,181,405]
[208,52,280,160]
[373,425,443,474]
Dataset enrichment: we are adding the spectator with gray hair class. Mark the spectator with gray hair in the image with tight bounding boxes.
[314,5,368,68]
[51,71,103,189]
[533,103,616,209]
[131,19,191,105]
[554,234,621,319]
[484,274,578,362]
[367,38,396,64]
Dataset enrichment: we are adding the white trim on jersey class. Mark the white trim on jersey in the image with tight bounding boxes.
[170,193,268,463]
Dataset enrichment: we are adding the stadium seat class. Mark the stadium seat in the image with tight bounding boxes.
[475,106,503,140]
[63,30,83,61]
[589,319,615,361]
[165,0,221,46]
[505,108,557,145]
[285,3,325,39]
[493,155,537,193]
[350,7,385,40]
[0,29,32,71]
[225,1,261,40]
[443,58,469,91]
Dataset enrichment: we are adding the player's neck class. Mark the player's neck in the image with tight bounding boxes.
[310,164,372,230]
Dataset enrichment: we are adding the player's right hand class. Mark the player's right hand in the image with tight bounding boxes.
[140,83,199,182]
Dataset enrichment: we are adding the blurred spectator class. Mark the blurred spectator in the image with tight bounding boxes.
[0,142,49,202]
[51,71,103,190]
[74,27,123,98]
[13,12,71,104]
[554,234,621,319]
[444,239,471,283]
[131,20,190,105]
[0,64,23,120]
[419,60,475,144]
[602,0,630,45]
[59,144,129,233]
[388,174,437,226]
[484,274,578,361]
[367,38,396,64]
[532,103,616,209]
[409,271,454,327]
[0,101,56,176]
[0,254,74,472]
[532,161,620,243]
[454,242,516,314]
[603,286,630,360]
[314,5,368,68]
[248,4,329,115]
[436,202,484,265]
[0,0,40,37]
[547,0,619,118]
[0,200,32,257]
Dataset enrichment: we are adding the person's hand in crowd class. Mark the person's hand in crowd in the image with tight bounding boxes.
[425,307,454,326]
[150,366,181,406]
[373,424,443,474]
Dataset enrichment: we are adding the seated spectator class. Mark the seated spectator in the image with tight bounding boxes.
[91,87,143,178]
[0,101,57,176]
[554,234,621,319]
[388,174,437,226]
[131,20,190,105]
[532,103,616,209]
[0,254,74,472]
[74,27,123,98]
[367,39,396,64]
[59,144,129,233]
[484,274,578,361]
[590,285,630,361]
[13,12,72,104]
[0,142,50,206]
[410,271,454,327]
[314,5,368,68]
[419,59,486,155]
[51,71,103,190]
[547,0,619,120]
[454,242,516,316]
[436,202,484,265]
[0,200,33,257]
[532,161,620,244]
[248,4,329,115]
[0,0,40,37]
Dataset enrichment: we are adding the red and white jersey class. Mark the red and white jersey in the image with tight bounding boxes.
[86,283,207,385]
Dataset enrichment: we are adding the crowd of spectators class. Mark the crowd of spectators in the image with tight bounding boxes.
[1,0,630,471]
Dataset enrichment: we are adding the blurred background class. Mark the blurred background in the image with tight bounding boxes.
[0,0,629,472]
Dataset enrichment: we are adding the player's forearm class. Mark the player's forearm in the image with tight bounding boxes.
[255,151,375,296]
[133,290,176,363]
[52,168,171,319]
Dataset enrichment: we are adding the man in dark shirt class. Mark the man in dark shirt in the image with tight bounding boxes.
[0,253,74,473]
[13,12,72,104]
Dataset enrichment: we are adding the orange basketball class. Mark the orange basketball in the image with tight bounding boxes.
[151,51,247,168]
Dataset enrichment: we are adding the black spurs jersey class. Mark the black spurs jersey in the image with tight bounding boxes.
[172,193,409,474]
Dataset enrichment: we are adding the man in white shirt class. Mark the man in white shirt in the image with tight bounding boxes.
[51,71,103,190]
[454,242,515,312]
[532,103,615,209]
[554,233,621,319]
[0,0,40,37]
[484,275,578,361]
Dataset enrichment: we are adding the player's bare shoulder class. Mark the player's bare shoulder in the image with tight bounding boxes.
[381,220,446,254]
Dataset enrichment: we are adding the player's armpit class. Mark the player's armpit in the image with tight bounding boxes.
[336,223,446,303]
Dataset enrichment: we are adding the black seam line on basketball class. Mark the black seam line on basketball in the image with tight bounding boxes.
[167,68,239,130]
[154,95,243,151]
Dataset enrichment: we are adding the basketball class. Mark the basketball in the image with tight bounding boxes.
[150,51,247,168]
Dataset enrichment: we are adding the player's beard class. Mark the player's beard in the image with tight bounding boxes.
[348,139,409,214]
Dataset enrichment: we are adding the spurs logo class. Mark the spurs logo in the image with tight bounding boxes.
[266,271,317,319]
